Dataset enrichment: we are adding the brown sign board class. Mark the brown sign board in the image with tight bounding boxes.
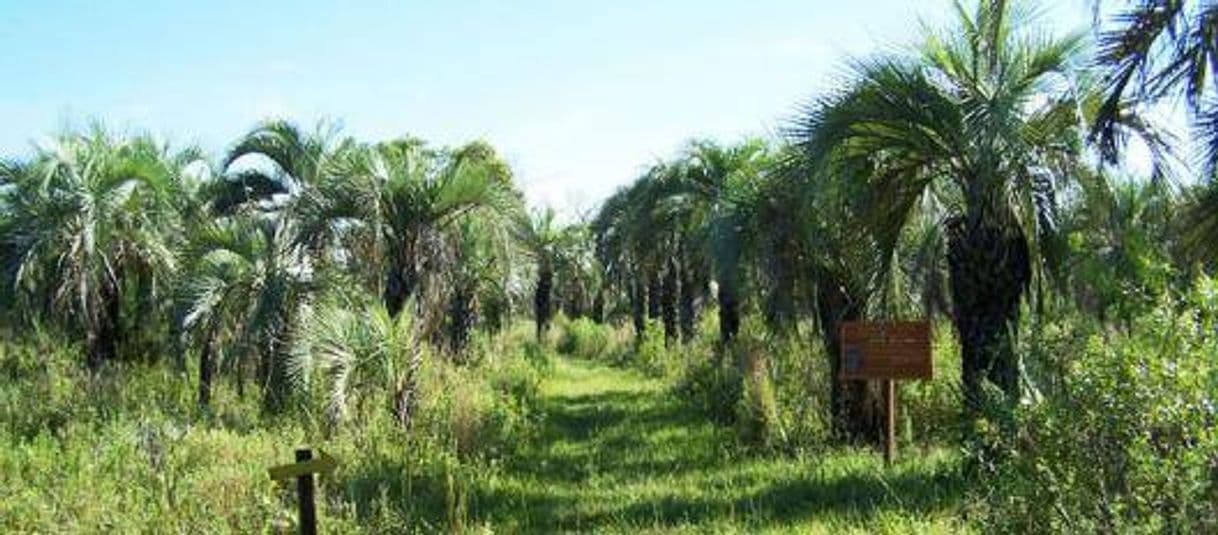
[839,321,932,380]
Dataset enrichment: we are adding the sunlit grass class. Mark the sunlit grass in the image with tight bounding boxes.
[460,357,968,534]
[1,331,968,533]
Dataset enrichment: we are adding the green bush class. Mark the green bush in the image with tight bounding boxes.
[674,357,742,425]
[556,317,614,360]
[633,319,671,376]
[976,279,1218,532]
[765,332,832,451]
[0,312,551,533]
[900,322,963,445]
[734,334,782,448]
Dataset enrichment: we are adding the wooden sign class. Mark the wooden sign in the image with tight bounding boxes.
[838,321,933,466]
[839,321,932,380]
[269,448,340,535]
[268,449,338,482]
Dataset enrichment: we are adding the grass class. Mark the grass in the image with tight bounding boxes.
[0,330,970,533]
[456,356,968,533]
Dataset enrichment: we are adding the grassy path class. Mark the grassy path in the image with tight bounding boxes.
[470,357,966,533]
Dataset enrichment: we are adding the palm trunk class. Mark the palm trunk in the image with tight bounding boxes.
[261,305,296,413]
[87,273,122,370]
[534,261,553,341]
[85,324,104,370]
[563,279,586,319]
[133,265,156,363]
[630,279,646,341]
[394,329,426,428]
[198,325,216,408]
[592,289,605,324]
[816,276,882,444]
[661,260,678,344]
[482,294,505,334]
[646,273,661,321]
[717,281,739,345]
[678,265,699,343]
[765,244,797,335]
[384,256,418,318]
[448,283,476,355]
[946,214,1030,416]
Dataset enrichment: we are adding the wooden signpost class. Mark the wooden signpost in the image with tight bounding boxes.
[839,321,933,466]
[269,448,339,535]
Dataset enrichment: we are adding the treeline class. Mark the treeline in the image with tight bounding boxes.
[0,0,1215,433]
[589,1,1214,439]
[577,1,1218,528]
[0,122,594,421]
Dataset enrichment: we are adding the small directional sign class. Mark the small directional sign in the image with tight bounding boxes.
[268,449,339,482]
[270,448,340,535]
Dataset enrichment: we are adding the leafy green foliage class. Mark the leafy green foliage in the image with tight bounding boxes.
[975,278,1218,531]
[555,315,625,362]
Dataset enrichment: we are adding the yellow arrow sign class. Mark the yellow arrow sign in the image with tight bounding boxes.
[268,450,339,482]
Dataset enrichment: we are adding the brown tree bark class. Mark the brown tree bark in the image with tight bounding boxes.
[946,214,1030,415]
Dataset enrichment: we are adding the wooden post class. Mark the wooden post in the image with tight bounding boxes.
[296,448,318,535]
[883,380,896,466]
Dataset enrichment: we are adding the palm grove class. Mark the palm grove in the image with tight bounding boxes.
[2,0,1217,530]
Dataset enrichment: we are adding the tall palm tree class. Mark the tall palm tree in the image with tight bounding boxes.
[2,127,198,369]
[593,175,657,340]
[517,207,562,341]
[360,139,519,320]
[756,148,897,442]
[682,140,770,346]
[592,142,769,347]
[791,0,1090,412]
[444,211,513,354]
[552,222,599,320]
[592,185,642,334]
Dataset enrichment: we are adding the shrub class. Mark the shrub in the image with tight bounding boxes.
[633,319,671,376]
[674,358,742,425]
[734,333,782,448]
[899,321,963,445]
[976,279,1218,532]
[765,332,832,451]
[556,317,614,360]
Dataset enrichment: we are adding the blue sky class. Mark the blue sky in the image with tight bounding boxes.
[0,0,1090,217]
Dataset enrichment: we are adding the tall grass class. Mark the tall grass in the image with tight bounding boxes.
[0,317,547,533]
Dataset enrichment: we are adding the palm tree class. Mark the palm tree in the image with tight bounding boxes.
[680,139,770,346]
[2,127,198,369]
[444,212,514,354]
[361,139,519,321]
[223,123,520,321]
[592,186,642,334]
[295,299,416,428]
[592,142,769,347]
[1091,1,1218,261]
[1059,174,1179,326]
[791,0,1090,412]
[553,222,599,320]
[517,207,562,341]
[1092,0,1215,173]
[178,216,313,409]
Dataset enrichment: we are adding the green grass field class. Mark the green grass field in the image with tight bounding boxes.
[453,356,966,533]
[0,338,968,533]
